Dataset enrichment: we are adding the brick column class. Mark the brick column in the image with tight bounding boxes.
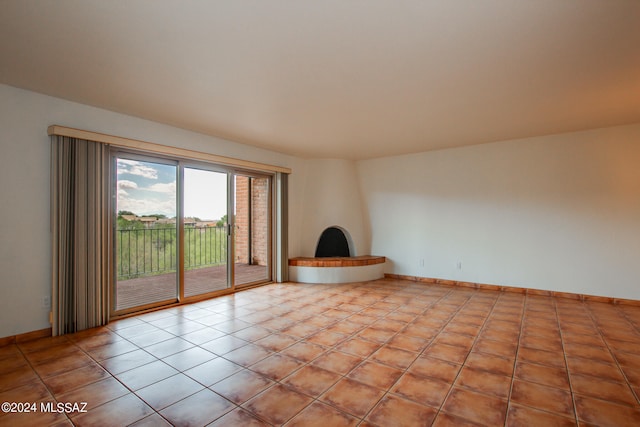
[251,177,269,266]
[234,176,249,264]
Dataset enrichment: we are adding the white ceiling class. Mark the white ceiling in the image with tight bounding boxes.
[2,1,640,159]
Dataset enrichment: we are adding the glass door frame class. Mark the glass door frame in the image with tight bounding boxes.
[111,151,181,316]
[232,170,274,289]
[110,149,275,318]
[179,160,232,303]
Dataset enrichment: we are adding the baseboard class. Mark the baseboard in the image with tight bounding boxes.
[384,274,640,306]
[0,327,52,347]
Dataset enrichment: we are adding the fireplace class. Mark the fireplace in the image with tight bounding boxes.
[288,226,385,284]
[315,226,351,257]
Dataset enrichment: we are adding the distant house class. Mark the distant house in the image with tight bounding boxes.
[120,214,158,227]
[139,217,157,227]
[195,221,218,228]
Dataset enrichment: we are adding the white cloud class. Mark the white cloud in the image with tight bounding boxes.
[116,160,177,216]
[116,159,136,175]
[118,180,138,190]
[130,165,158,179]
[117,159,158,179]
[147,182,176,195]
[118,159,139,165]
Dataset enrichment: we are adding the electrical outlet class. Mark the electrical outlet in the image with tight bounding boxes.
[419,258,425,267]
[456,261,462,270]
[42,295,51,309]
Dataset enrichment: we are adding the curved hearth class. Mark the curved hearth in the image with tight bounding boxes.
[289,255,386,284]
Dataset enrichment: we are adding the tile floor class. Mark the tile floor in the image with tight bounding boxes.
[1,278,640,426]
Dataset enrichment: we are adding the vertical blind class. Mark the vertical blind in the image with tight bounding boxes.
[276,172,289,282]
[50,136,110,335]
[49,126,291,335]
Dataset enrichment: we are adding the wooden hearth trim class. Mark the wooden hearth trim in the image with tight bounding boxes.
[289,255,386,267]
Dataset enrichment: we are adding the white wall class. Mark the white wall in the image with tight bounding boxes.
[358,123,640,300]
[0,84,306,338]
[5,81,639,338]
[296,159,370,257]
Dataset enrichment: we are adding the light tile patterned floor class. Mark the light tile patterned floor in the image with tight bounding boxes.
[1,278,640,426]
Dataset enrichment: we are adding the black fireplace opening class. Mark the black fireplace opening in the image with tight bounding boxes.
[315,227,351,257]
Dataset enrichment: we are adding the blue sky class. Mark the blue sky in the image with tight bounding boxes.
[117,159,227,220]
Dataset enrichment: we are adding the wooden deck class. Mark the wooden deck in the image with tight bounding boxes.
[115,264,268,311]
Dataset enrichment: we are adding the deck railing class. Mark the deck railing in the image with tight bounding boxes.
[117,226,227,280]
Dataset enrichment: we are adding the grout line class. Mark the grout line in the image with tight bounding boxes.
[227,282,401,424]
[5,280,640,425]
[357,286,458,424]
[214,282,404,424]
[13,340,72,425]
[582,301,640,407]
[553,296,580,424]
[423,287,503,424]
[503,291,526,426]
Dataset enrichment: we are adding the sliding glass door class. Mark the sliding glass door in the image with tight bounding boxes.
[112,153,272,315]
[234,174,271,287]
[114,157,179,312]
[183,167,229,297]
